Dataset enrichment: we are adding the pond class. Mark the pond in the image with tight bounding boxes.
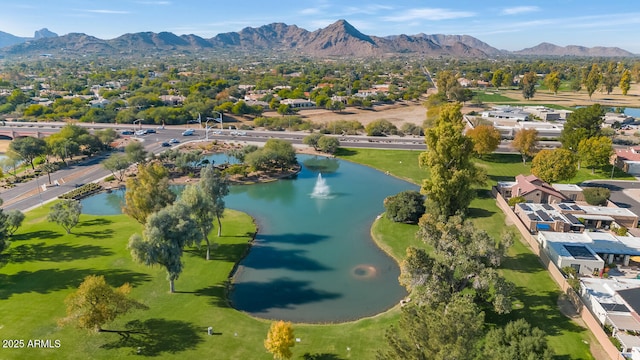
[81,154,418,322]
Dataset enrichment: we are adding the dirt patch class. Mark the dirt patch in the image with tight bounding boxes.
[497,82,640,109]
[264,100,428,127]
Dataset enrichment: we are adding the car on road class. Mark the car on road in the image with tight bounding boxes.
[161,142,171,147]
[169,138,179,144]
[182,129,195,136]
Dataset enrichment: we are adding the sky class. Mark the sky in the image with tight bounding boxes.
[2,0,640,53]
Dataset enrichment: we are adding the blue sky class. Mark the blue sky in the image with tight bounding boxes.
[2,0,640,53]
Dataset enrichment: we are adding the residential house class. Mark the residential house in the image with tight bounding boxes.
[614,147,640,176]
[497,174,568,203]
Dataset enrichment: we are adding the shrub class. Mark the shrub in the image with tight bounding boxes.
[583,187,610,206]
[615,226,628,236]
[59,183,102,200]
[508,196,526,207]
[383,190,426,224]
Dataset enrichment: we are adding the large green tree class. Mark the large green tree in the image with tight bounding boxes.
[378,294,485,360]
[521,71,537,100]
[178,185,214,260]
[559,103,604,151]
[400,215,513,313]
[420,102,485,218]
[9,136,46,169]
[125,141,148,164]
[577,136,613,173]
[585,64,602,99]
[47,200,82,234]
[128,202,200,293]
[245,139,297,171]
[384,191,425,224]
[531,149,577,183]
[198,165,229,237]
[482,318,554,360]
[102,154,132,182]
[123,161,176,224]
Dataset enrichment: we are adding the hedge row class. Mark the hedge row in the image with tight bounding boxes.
[59,183,103,200]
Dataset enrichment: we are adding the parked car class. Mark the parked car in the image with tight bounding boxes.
[146,129,156,134]
[182,129,195,136]
[121,130,134,135]
[135,129,147,136]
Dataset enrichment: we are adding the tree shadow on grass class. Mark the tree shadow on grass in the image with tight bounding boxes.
[192,283,229,308]
[76,218,113,227]
[101,318,203,356]
[10,230,63,241]
[303,353,344,360]
[485,286,588,339]
[501,252,546,275]
[184,242,250,263]
[334,148,358,157]
[467,207,495,219]
[0,268,150,300]
[2,242,113,263]
[481,153,523,164]
[74,228,115,239]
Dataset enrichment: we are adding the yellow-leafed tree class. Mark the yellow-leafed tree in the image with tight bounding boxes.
[264,320,295,360]
[59,275,147,333]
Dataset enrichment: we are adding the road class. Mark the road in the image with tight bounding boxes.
[581,180,640,216]
[0,121,609,212]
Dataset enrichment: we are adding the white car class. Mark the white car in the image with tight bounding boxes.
[182,129,194,136]
[169,138,179,144]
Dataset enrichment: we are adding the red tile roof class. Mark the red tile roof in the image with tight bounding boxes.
[512,174,567,200]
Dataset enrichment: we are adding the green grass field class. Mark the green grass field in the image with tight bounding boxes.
[0,148,627,359]
[1,206,405,359]
[472,91,519,103]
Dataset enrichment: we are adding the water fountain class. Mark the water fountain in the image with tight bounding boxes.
[311,173,331,198]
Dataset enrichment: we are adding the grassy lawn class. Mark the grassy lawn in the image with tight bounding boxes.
[1,204,400,359]
[472,91,519,103]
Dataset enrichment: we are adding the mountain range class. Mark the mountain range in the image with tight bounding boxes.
[0,20,635,58]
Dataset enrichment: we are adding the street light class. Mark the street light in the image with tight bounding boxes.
[133,119,143,136]
[205,118,212,141]
[212,111,223,130]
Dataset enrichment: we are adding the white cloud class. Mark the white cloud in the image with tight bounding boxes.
[136,1,171,5]
[300,8,322,15]
[383,8,475,22]
[501,6,540,15]
[343,4,394,16]
[84,9,131,15]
